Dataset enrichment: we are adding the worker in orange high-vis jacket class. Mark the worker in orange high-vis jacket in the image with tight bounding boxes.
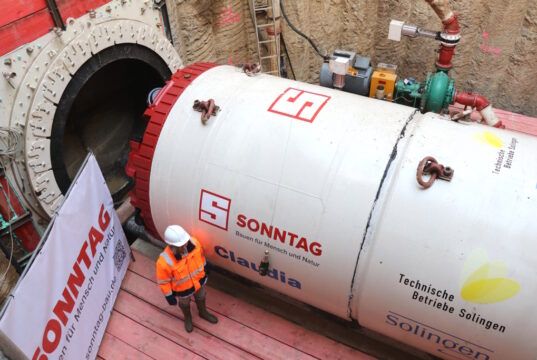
[156,225,218,332]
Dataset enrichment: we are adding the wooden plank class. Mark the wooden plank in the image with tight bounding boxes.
[119,275,314,360]
[0,8,53,56]
[0,0,47,28]
[98,332,153,360]
[114,289,260,360]
[204,287,373,359]
[128,250,374,359]
[129,249,158,281]
[105,310,203,360]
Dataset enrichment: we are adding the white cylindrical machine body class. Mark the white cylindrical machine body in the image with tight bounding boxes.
[130,65,537,359]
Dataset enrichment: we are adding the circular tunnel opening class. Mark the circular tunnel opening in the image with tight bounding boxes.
[51,44,171,202]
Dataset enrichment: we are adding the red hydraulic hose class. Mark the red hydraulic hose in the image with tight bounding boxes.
[425,0,461,71]
[453,91,505,128]
[454,91,490,111]
[437,14,460,70]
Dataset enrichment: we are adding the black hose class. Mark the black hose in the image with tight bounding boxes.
[45,0,65,29]
[154,0,174,44]
[279,0,330,61]
[281,34,296,80]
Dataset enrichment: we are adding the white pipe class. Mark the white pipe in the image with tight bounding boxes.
[129,65,537,359]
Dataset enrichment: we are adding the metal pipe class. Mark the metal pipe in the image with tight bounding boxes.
[45,0,65,30]
[116,198,136,225]
[401,24,439,40]
[425,0,453,21]
[127,63,537,359]
[124,216,165,249]
[453,90,505,128]
[425,0,460,71]
[154,1,174,44]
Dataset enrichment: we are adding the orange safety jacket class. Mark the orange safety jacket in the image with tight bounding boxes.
[156,237,208,298]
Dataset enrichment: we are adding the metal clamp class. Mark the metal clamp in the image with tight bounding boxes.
[3,72,16,88]
[450,108,473,123]
[242,63,261,76]
[416,156,454,189]
[193,99,220,125]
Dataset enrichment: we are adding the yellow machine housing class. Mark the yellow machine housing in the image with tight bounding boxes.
[369,64,398,101]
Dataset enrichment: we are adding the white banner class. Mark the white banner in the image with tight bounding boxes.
[0,154,130,360]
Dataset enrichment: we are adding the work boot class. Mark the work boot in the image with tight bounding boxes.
[195,299,218,324]
[179,303,194,332]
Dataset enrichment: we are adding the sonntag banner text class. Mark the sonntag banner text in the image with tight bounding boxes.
[0,154,130,360]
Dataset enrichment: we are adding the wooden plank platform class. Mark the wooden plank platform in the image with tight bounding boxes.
[99,249,376,360]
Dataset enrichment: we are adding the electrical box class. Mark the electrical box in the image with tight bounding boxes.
[388,20,405,41]
[319,51,373,96]
[329,56,350,75]
[369,64,398,101]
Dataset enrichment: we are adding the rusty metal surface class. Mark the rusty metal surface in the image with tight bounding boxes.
[193,99,220,124]
[416,156,454,189]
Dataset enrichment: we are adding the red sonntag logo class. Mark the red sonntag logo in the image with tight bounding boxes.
[199,190,231,230]
[268,87,330,123]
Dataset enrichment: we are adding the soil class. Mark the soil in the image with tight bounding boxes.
[0,252,18,308]
[166,0,537,116]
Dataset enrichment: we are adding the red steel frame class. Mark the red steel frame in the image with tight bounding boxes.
[125,63,220,239]
[0,0,110,56]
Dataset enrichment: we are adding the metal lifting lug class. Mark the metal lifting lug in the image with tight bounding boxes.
[193,99,220,125]
[242,63,261,76]
[416,156,454,189]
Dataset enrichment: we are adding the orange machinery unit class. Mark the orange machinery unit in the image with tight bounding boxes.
[369,63,398,101]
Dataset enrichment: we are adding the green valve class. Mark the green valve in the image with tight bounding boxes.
[395,72,455,113]
[395,79,422,109]
[422,71,455,113]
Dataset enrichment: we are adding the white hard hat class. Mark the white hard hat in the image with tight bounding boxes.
[164,225,190,247]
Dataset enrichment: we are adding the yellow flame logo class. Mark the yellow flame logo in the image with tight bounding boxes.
[476,131,503,148]
[460,250,520,304]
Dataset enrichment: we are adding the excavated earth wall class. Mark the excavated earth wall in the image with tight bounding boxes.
[167,0,537,116]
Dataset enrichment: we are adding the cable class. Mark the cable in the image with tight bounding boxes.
[0,127,22,159]
[147,87,162,106]
[281,34,296,80]
[0,127,23,283]
[279,0,330,61]
[0,162,15,284]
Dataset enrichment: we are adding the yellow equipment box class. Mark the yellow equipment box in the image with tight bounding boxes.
[369,69,397,101]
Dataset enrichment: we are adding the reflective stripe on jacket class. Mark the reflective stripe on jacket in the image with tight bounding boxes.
[156,237,207,297]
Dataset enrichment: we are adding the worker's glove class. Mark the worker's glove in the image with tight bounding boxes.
[165,294,177,306]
